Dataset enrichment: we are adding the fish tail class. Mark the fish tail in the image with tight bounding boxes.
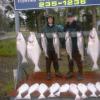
[38,94,45,99]
[55,91,60,96]
[70,55,72,60]
[34,66,41,72]
[92,63,99,71]
[46,54,48,58]
[75,95,81,100]
[58,53,60,59]
[81,54,84,61]
[90,93,97,97]
[68,53,72,60]
[22,57,27,63]
[45,52,48,57]
[82,94,87,99]
[16,94,22,99]
[48,93,55,97]
[24,94,31,99]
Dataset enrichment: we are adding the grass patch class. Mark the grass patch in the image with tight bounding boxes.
[0,81,14,96]
[0,39,17,56]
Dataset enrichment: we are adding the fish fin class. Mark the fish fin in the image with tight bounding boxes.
[34,66,41,72]
[92,63,99,71]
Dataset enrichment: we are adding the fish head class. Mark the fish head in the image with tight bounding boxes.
[53,83,60,88]
[64,84,69,88]
[41,33,45,38]
[53,33,58,39]
[39,83,48,93]
[77,32,82,38]
[70,84,79,94]
[28,32,36,43]
[70,83,77,89]
[53,33,58,43]
[17,83,29,93]
[50,83,60,93]
[89,27,98,40]
[87,83,94,89]
[87,83,97,92]
[40,83,47,87]
[29,83,39,93]
[30,32,36,37]
[78,83,87,91]
[96,82,100,86]
[62,84,69,91]
[96,82,100,91]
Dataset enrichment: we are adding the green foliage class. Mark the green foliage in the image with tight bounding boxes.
[0,10,14,32]
[0,39,16,56]
[25,10,45,31]
[26,11,35,31]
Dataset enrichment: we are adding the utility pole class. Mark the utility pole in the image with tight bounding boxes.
[92,6,97,28]
[15,11,20,33]
[14,10,20,89]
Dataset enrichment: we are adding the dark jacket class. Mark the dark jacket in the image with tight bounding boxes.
[42,24,62,51]
[64,21,82,54]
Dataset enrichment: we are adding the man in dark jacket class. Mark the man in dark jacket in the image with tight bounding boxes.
[64,13,83,80]
[42,16,62,80]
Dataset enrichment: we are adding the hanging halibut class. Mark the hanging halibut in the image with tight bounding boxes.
[77,32,84,61]
[87,28,100,71]
[16,32,27,63]
[41,33,48,57]
[53,33,60,59]
[27,32,41,72]
[65,32,72,60]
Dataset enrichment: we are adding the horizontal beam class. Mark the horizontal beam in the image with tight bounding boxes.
[14,0,100,11]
